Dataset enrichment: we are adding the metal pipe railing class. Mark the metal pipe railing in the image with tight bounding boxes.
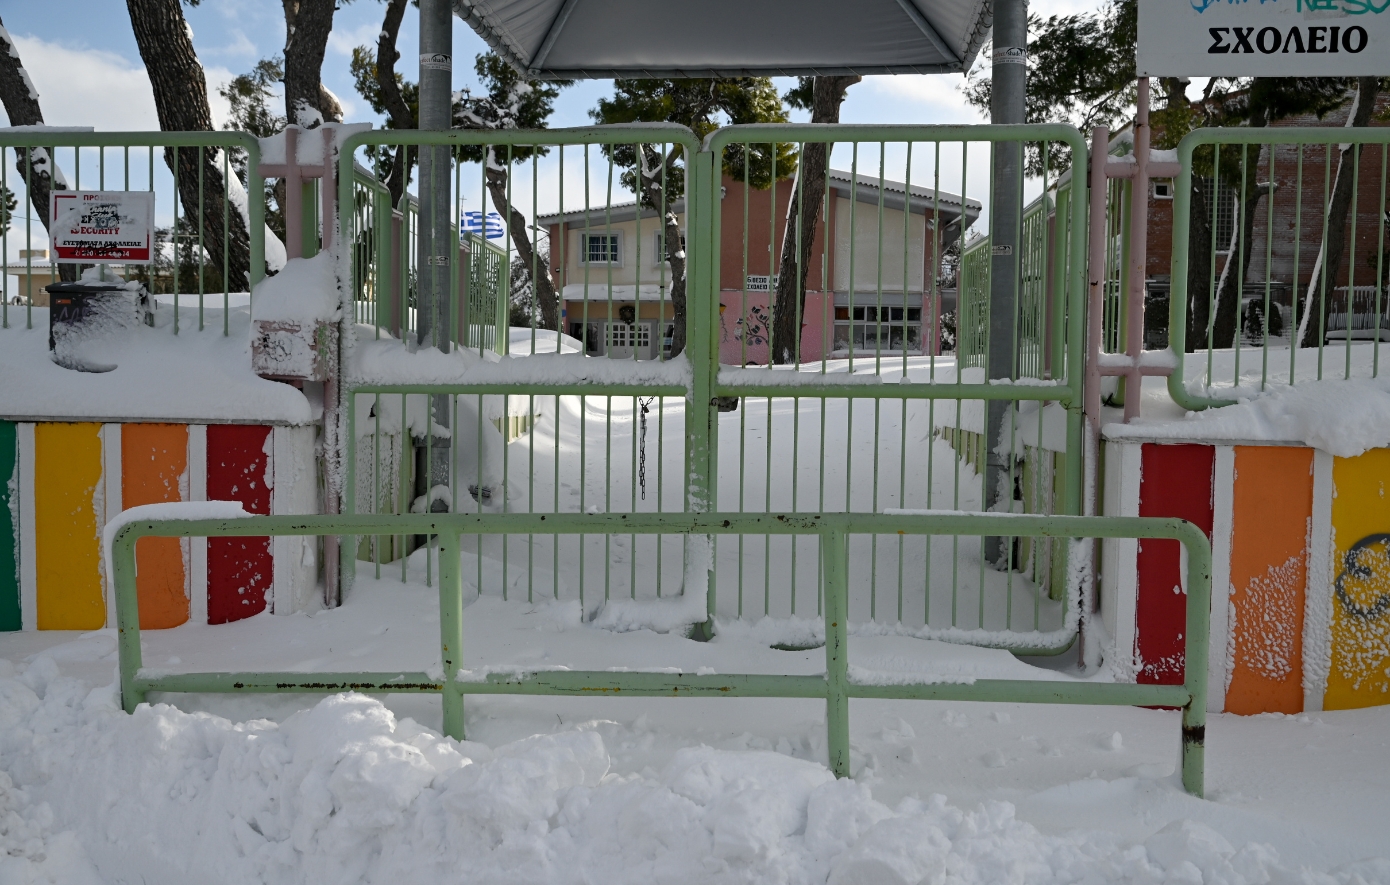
[108,506,1211,796]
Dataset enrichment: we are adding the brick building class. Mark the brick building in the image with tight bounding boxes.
[1133,90,1390,344]
[541,170,979,363]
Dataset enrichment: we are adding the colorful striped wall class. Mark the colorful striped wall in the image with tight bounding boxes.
[0,422,315,632]
[1104,438,1390,714]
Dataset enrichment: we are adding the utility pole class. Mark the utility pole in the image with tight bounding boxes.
[418,0,453,506]
[984,0,1026,566]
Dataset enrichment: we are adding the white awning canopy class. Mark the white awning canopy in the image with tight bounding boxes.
[453,0,992,79]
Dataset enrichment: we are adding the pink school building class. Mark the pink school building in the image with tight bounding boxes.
[542,171,980,365]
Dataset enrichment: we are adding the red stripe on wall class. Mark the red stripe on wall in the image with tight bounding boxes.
[1136,444,1214,686]
[206,425,272,624]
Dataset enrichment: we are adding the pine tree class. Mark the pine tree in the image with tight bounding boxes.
[219,57,287,242]
[452,54,572,333]
[964,0,1136,175]
[350,0,417,209]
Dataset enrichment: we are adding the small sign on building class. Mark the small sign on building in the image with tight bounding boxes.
[745,274,780,292]
[49,191,155,264]
[1138,0,1389,77]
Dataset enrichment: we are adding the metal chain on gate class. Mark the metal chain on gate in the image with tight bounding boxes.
[638,397,654,500]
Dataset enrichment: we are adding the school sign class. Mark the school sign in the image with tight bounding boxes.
[1138,0,1390,76]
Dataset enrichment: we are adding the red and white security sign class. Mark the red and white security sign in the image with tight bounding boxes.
[50,190,154,264]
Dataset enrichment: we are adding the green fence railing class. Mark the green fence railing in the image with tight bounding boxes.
[1169,127,1390,409]
[108,508,1212,796]
[0,130,267,335]
[462,231,509,355]
[958,186,1071,380]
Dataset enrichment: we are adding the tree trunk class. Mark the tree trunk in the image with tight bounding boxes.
[637,145,687,358]
[283,0,341,128]
[374,0,416,208]
[1210,178,1272,349]
[127,0,252,290]
[0,18,77,282]
[770,75,860,364]
[1186,176,1214,351]
[1298,77,1379,348]
[485,159,559,331]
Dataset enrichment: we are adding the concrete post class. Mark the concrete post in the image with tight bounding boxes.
[418,0,453,505]
[984,0,1027,566]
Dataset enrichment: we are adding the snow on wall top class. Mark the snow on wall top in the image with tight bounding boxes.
[0,304,313,425]
[1105,376,1390,458]
[251,253,341,325]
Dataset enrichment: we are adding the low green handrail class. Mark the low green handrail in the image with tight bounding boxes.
[109,507,1212,796]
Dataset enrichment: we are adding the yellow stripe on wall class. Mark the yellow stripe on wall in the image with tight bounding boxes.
[1326,447,1390,709]
[34,422,106,630]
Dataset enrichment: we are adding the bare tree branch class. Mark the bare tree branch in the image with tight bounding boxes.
[0,17,77,281]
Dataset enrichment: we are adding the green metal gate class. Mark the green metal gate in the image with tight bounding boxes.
[337,123,1090,650]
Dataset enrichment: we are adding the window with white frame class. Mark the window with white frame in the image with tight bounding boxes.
[579,231,622,265]
[652,231,686,265]
[1201,177,1239,253]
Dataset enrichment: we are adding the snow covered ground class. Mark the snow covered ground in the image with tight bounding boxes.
[4,331,1390,882]
[2,560,1389,884]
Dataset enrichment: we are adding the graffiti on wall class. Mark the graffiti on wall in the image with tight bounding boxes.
[1335,533,1390,621]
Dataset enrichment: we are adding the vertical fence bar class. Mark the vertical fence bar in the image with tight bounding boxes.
[822,525,850,778]
[115,532,145,713]
[438,528,465,740]
[1181,521,1211,797]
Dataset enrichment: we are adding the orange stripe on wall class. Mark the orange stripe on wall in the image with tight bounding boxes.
[1226,446,1313,715]
[34,423,105,630]
[122,424,189,629]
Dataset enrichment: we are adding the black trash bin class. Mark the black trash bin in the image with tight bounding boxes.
[46,281,150,351]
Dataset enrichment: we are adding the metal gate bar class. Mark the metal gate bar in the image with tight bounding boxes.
[109,508,1211,796]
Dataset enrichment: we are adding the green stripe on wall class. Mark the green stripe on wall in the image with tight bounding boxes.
[0,421,18,631]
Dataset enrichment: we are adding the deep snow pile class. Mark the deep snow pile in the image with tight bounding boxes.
[0,303,311,424]
[2,657,1384,885]
[1113,373,1390,457]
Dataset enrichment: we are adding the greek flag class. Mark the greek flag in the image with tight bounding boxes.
[461,210,506,239]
